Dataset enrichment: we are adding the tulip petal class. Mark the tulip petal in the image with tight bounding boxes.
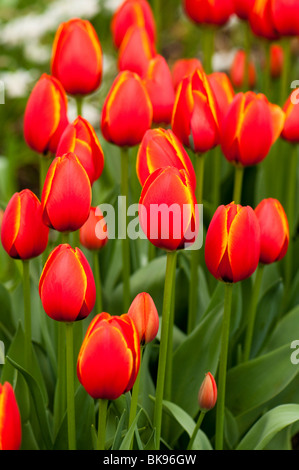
[204,205,229,280]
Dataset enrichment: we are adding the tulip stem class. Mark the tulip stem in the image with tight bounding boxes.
[153,0,161,52]
[187,411,206,450]
[22,260,32,370]
[243,21,252,92]
[54,322,66,436]
[65,322,76,450]
[76,95,83,117]
[280,37,291,106]
[233,165,244,204]
[202,26,215,74]
[243,264,264,362]
[215,282,233,450]
[93,251,103,313]
[128,346,144,449]
[97,398,108,450]
[120,146,131,311]
[153,250,177,450]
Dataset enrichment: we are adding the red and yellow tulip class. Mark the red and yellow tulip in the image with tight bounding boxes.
[128,292,159,345]
[79,206,108,252]
[0,382,22,450]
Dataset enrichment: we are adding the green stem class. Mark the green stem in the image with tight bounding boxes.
[153,0,161,52]
[153,250,178,450]
[243,21,252,91]
[54,322,66,436]
[22,260,32,370]
[39,154,51,198]
[243,264,264,362]
[264,40,271,98]
[76,95,83,117]
[187,154,205,335]
[215,282,233,451]
[233,165,244,204]
[93,251,103,313]
[187,411,206,450]
[212,146,221,210]
[280,38,291,106]
[120,147,131,311]
[97,399,108,450]
[65,322,76,450]
[202,26,215,74]
[61,232,70,245]
[128,346,144,449]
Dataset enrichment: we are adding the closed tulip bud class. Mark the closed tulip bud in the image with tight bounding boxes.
[142,55,175,125]
[172,68,220,154]
[221,91,285,166]
[24,74,69,155]
[233,0,255,20]
[1,189,49,260]
[208,72,235,125]
[118,26,156,77]
[0,382,22,450]
[101,70,153,147]
[272,0,299,36]
[205,202,261,283]
[77,312,140,400]
[198,372,217,411]
[79,206,108,251]
[111,0,156,49]
[136,128,196,189]
[51,18,103,96]
[281,92,299,143]
[138,166,198,251]
[41,152,92,232]
[249,0,279,40]
[172,58,203,91]
[183,0,234,26]
[128,292,159,344]
[270,44,284,79]
[39,244,96,322]
[255,198,289,265]
[229,50,257,89]
[56,116,104,185]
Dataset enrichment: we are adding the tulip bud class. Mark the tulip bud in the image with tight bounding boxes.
[136,128,196,189]
[1,189,49,260]
[172,58,203,91]
[51,18,103,96]
[281,92,299,143]
[138,166,198,251]
[24,74,69,155]
[41,152,92,232]
[101,70,153,147]
[118,26,156,77]
[111,0,156,49]
[208,72,235,125]
[0,382,22,450]
[255,198,289,265]
[172,68,220,154]
[77,312,140,400]
[220,91,285,166]
[205,202,261,283]
[56,116,104,186]
[142,55,175,125]
[79,206,108,251]
[229,50,256,89]
[269,44,284,79]
[272,0,299,36]
[39,244,96,322]
[233,0,255,21]
[249,0,280,40]
[198,372,217,411]
[183,0,234,26]
[128,292,159,344]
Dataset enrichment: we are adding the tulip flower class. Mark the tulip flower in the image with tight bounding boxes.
[39,243,96,322]
[281,92,299,143]
[229,50,256,90]
[118,26,156,77]
[128,292,159,345]
[208,72,235,125]
[183,0,234,26]
[51,18,103,96]
[142,54,175,125]
[136,127,196,189]
[24,74,68,155]
[111,0,156,49]
[1,189,49,261]
[249,0,279,40]
[271,0,299,36]
[41,152,91,233]
[0,382,22,450]
[172,58,203,91]
[270,44,284,79]
[233,0,255,20]
[56,116,104,186]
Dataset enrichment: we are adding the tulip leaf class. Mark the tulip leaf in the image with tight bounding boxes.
[111,408,127,450]
[261,305,299,354]
[0,282,15,341]
[119,409,143,450]
[236,404,299,450]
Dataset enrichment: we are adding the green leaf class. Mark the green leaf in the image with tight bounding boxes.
[119,409,142,450]
[236,404,299,450]
[261,305,299,354]
[111,409,127,450]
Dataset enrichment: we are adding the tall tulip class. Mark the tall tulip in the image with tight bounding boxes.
[172,58,203,91]
[0,382,22,450]
[271,0,299,37]
[183,0,234,26]
[229,50,256,90]
[249,0,279,41]
[118,26,156,77]
[128,292,159,345]
[208,72,235,125]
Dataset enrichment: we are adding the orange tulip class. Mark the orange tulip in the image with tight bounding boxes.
[128,292,159,345]
[51,18,103,96]
[229,50,257,89]
[0,382,22,450]
[198,372,217,411]
[118,25,156,77]
[208,72,235,125]
[172,58,203,91]
[183,0,234,26]
[79,206,108,251]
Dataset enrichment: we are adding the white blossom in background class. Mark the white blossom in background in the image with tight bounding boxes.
[0,69,38,99]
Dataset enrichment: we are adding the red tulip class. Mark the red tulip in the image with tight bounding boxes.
[118,26,156,77]
[229,50,257,89]
[281,91,299,143]
[183,0,234,26]
[208,72,235,125]
[205,202,261,283]
[233,0,255,20]
[77,312,140,400]
[255,198,289,264]
[136,128,196,189]
[1,189,49,260]
[249,0,280,40]
[272,0,299,36]
[198,372,217,411]
[111,0,156,49]
[101,70,153,147]
[142,55,175,125]
[24,74,68,155]
[128,292,159,344]
[56,116,104,185]
[172,68,220,154]
[79,206,108,251]
[220,91,285,166]
[172,58,203,91]
[41,152,91,232]
[39,244,96,322]
[51,18,103,96]
[270,44,284,79]
[138,166,198,251]
[0,382,22,450]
